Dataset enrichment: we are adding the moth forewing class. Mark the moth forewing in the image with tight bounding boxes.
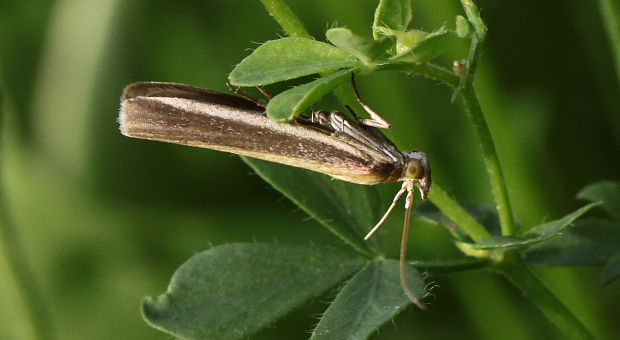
[121,82,262,110]
[119,82,406,185]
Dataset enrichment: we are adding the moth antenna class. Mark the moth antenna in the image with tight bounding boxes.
[364,182,407,240]
[344,104,362,122]
[350,73,392,129]
[400,186,426,309]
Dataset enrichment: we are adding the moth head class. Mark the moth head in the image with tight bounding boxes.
[403,150,432,199]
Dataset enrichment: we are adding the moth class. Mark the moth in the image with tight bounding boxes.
[119,75,431,309]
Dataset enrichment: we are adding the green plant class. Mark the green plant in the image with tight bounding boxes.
[136,0,620,339]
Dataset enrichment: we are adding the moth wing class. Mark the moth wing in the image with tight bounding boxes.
[119,83,403,184]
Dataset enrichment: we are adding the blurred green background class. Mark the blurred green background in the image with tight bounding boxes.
[1,0,619,339]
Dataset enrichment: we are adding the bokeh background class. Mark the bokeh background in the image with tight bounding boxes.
[1,0,619,339]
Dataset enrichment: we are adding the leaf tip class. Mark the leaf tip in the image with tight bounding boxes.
[141,294,174,325]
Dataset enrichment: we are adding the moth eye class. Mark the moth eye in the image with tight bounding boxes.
[406,159,424,179]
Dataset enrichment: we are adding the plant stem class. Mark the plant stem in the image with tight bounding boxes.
[455,0,516,237]
[458,87,515,236]
[410,257,490,273]
[428,183,490,242]
[597,0,620,85]
[498,256,595,340]
[259,0,311,39]
[458,0,487,91]
[459,2,593,338]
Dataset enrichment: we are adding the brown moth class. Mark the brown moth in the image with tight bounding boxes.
[119,78,431,308]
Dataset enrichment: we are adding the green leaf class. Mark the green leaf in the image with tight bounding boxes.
[455,15,472,38]
[524,202,602,237]
[525,219,620,266]
[374,26,424,54]
[373,0,413,39]
[577,181,620,220]
[326,28,393,65]
[475,203,601,250]
[460,0,487,38]
[242,158,380,257]
[601,253,620,284]
[266,68,354,121]
[229,37,360,86]
[310,259,426,340]
[392,26,453,63]
[373,25,455,63]
[142,243,366,340]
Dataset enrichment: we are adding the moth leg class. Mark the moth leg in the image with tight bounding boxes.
[310,110,331,125]
[351,73,392,129]
[344,104,365,125]
[226,82,268,107]
[257,86,273,100]
[364,181,408,240]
